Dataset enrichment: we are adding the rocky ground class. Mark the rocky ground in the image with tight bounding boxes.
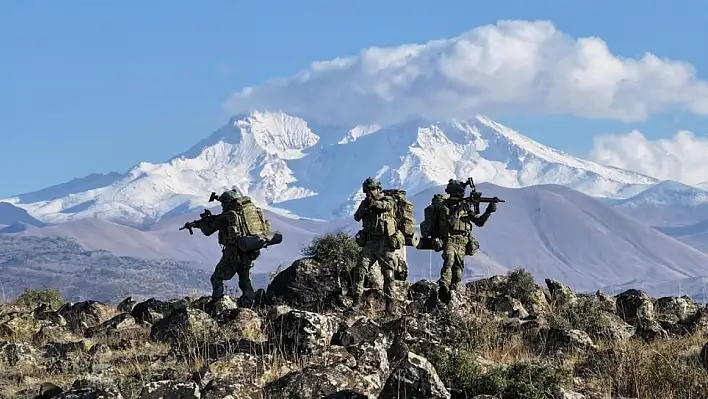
[2,255,708,398]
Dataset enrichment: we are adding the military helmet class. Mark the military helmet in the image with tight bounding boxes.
[362,177,381,192]
[218,190,240,203]
[445,179,466,196]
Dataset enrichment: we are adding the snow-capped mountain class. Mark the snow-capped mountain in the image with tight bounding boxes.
[2,111,659,226]
[609,180,708,227]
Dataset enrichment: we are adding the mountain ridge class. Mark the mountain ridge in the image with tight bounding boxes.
[2,111,663,227]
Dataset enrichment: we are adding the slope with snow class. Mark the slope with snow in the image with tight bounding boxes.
[2,111,659,226]
[610,180,708,227]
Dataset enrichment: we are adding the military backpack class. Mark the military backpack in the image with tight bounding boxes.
[233,196,271,236]
[420,193,449,239]
[382,189,416,240]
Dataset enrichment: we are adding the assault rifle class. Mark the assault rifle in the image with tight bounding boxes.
[461,177,505,214]
[178,191,222,234]
[179,209,215,235]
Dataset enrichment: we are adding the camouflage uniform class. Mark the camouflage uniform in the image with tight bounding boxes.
[351,177,400,311]
[198,190,260,305]
[437,180,495,303]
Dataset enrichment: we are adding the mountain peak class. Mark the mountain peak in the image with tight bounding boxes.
[4,112,666,225]
[237,111,320,158]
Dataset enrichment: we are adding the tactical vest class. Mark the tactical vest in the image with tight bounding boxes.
[361,196,397,236]
[438,199,472,237]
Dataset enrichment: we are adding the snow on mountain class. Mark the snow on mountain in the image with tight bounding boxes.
[408,183,708,293]
[3,111,658,226]
[609,180,708,227]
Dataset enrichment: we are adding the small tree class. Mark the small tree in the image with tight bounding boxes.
[301,231,359,269]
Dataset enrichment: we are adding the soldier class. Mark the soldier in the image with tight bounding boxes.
[195,190,263,307]
[351,177,402,313]
[436,179,496,303]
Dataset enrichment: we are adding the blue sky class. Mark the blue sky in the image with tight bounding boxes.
[1,0,707,197]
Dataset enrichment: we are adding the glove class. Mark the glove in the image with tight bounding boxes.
[485,202,497,214]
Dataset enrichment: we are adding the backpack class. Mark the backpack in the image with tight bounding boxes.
[382,189,416,239]
[420,193,448,239]
[233,196,271,236]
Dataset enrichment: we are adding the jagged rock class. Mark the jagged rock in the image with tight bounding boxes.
[546,279,578,306]
[266,258,350,312]
[594,291,616,313]
[191,295,238,316]
[615,289,655,325]
[543,328,596,355]
[84,313,139,337]
[585,312,635,343]
[216,308,264,340]
[487,295,529,318]
[33,304,67,327]
[467,275,509,297]
[0,341,41,369]
[699,341,708,371]
[54,379,125,398]
[264,363,378,398]
[0,311,46,339]
[149,307,219,345]
[57,301,117,334]
[139,380,201,398]
[195,352,278,398]
[130,297,190,324]
[615,289,667,340]
[31,325,76,345]
[268,308,338,357]
[116,296,136,313]
[378,351,450,399]
[655,295,700,334]
[332,317,384,347]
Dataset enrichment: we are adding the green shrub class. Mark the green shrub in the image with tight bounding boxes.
[301,231,360,268]
[506,267,538,304]
[14,287,64,310]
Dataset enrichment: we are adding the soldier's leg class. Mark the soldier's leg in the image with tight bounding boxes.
[237,250,259,300]
[438,242,455,301]
[210,253,239,299]
[351,245,375,299]
[450,240,467,291]
[379,250,398,313]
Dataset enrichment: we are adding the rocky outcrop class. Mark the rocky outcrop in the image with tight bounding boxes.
[2,257,708,398]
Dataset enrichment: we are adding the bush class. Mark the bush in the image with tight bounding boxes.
[301,231,360,268]
[14,287,64,310]
[506,267,538,304]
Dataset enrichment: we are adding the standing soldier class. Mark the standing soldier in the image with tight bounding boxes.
[350,177,402,313]
[180,189,275,308]
[422,179,497,304]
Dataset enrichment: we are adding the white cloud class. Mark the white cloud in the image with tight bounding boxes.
[224,20,708,126]
[590,130,708,185]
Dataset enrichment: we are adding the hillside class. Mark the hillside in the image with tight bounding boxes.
[2,257,708,399]
[409,183,708,293]
[0,235,213,302]
[609,180,708,227]
[2,111,657,226]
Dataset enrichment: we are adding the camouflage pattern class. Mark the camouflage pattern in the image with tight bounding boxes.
[351,177,399,308]
[352,234,398,300]
[436,180,495,303]
[199,191,262,304]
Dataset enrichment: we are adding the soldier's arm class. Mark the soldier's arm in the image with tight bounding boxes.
[198,213,232,236]
[471,212,491,227]
[369,196,395,212]
[353,200,368,222]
